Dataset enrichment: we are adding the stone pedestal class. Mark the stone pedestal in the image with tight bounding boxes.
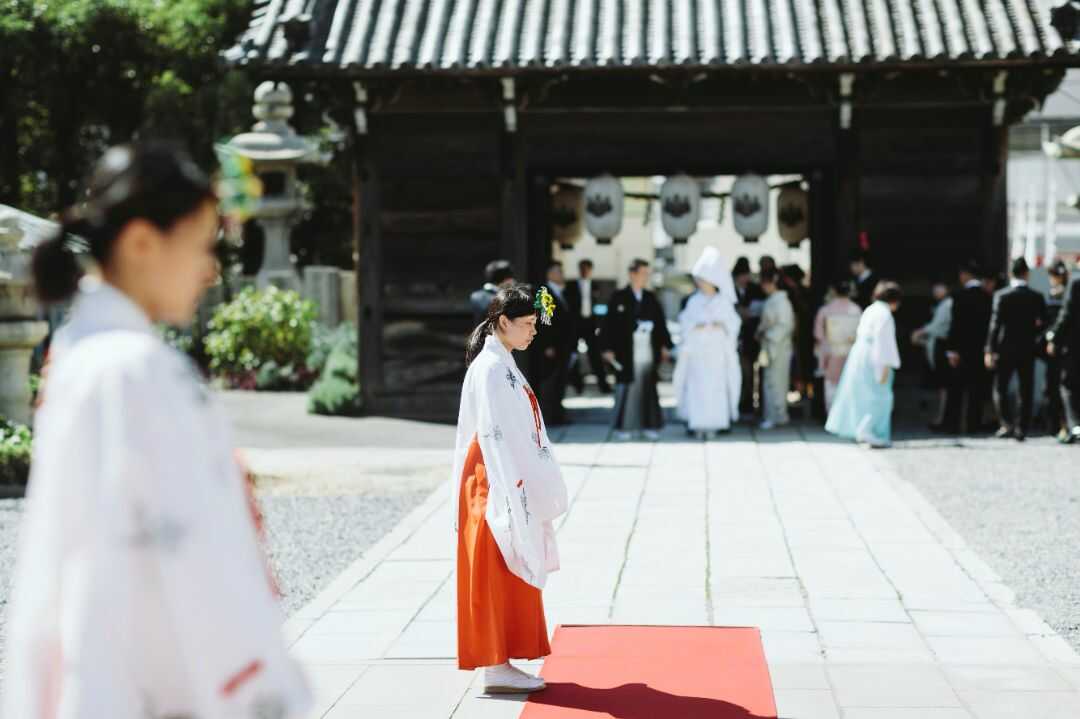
[339,270,358,326]
[0,320,47,425]
[256,218,300,292]
[303,265,342,327]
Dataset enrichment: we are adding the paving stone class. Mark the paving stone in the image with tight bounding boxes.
[809,599,909,623]
[909,610,1022,638]
[713,606,815,632]
[959,690,1080,719]
[942,664,1074,692]
[773,689,841,719]
[766,663,830,690]
[826,664,959,708]
[840,710,973,719]
[925,636,1049,665]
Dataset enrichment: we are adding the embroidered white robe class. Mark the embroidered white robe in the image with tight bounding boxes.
[451,334,569,589]
[2,279,311,719]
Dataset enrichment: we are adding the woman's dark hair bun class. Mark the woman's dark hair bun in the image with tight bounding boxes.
[30,141,214,304]
[31,225,83,304]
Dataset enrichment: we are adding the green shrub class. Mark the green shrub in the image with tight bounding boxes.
[205,287,318,390]
[307,332,362,416]
[307,322,356,376]
[0,419,32,486]
[160,325,195,356]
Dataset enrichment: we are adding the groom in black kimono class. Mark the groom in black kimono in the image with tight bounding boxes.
[600,258,673,439]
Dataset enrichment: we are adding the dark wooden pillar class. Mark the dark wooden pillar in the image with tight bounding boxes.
[980,125,1009,274]
[349,122,383,410]
[835,125,861,279]
[809,169,833,302]
[500,131,529,280]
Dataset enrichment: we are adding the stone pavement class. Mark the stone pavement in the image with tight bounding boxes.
[282,422,1080,719]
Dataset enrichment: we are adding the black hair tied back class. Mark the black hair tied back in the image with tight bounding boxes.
[31,141,214,304]
[465,283,536,366]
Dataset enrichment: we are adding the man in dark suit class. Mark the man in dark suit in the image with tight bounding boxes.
[600,258,673,439]
[732,257,765,417]
[565,259,611,394]
[531,260,575,425]
[1048,262,1080,443]
[985,258,1046,441]
[939,261,994,434]
[850,250,879,308]
[470,259,515,325]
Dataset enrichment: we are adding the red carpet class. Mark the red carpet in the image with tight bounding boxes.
[521,625,778,719]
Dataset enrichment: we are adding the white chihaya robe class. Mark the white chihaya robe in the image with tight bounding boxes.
[675,293,742,431]
[3,280,311,719]
[451,334,569,589]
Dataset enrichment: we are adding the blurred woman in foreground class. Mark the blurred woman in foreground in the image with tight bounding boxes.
[3,142,310,719]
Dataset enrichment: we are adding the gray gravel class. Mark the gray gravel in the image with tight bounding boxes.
[0,499,23,679]
[885,434,1080,651]
[259,488,434,616]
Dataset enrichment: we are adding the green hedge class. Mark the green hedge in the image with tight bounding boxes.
[307,330,362,417]
[0,419,32,486]
[205,287,318,390]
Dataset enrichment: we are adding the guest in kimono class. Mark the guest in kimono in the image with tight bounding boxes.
[813,280,863,412]
[601,258,673,440]
[675,247,742,437]
[911,280,953,428]
[756,268,796,429]
[826,282,904,447]
[4,142,311,719]
[455,285,569,693]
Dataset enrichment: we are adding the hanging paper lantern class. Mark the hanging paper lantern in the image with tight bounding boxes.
[551,184,584,250]
[584,174,623,246]
[732,174,769,242]
[777,185,809,247]
[660,174,700,245]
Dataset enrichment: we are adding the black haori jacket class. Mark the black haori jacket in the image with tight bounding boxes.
[600,286,673,384]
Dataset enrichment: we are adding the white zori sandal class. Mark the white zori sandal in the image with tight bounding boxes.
[482,662,546,694]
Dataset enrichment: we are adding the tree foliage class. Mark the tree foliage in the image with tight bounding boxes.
[0,0,256,214]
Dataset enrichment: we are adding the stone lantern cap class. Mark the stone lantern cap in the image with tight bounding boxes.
[0,204,59,253]
[225,81,318,164]
[0,205,61,282]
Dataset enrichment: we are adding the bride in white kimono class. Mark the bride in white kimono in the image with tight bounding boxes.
[675,247,742,436]
[3,143,310,719]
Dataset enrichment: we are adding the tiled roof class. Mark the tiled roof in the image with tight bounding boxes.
[228,0,1077,73]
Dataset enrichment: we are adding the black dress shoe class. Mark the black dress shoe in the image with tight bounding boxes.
[1013,430,1026,442]
[1058,429,1075,444]
[930,422,958,434]
[995,426,1014,439]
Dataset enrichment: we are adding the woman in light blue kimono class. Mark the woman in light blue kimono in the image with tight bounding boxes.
[826,282,903,447]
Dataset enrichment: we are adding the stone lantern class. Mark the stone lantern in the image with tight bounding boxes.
[0,206,50,425]
[222,81,319,291]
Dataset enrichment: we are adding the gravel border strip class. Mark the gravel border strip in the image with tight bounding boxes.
[282,481,450,647]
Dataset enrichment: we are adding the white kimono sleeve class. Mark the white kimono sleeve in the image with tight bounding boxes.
[870,309,902,377]
[474,363,567,524]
